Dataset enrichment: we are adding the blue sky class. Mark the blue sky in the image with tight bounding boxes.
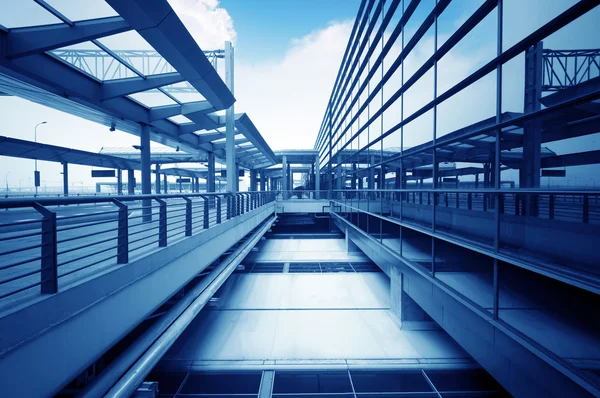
[221,0,359,62]
[0,0,598,191]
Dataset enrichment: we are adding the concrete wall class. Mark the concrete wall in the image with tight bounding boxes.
[335,215,596,398]
[0,204,275,397]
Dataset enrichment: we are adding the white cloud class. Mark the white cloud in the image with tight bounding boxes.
[168,0,236,49]
[235,21,354,151]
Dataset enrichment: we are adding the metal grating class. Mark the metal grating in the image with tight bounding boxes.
[288,262,381,273]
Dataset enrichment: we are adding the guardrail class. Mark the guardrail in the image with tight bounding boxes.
[0,192,275,301]
[318,188,600,225]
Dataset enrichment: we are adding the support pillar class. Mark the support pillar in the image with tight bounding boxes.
[520,42,543,216]
[155,164,161,194]
[163,173,168,193]
[315,155,320,199]
[390,266,431,328]
[140,124,152,221]
[62,162,68,196]
[117,168,123,195]
[260,170,266,192]
[207,152,216,192]
[179,177,183,193]
[235,164,240,192]
[288,164,293,192]
[250,169,257,191]
[282,155,288,197]
[127,169,135,195]
[225,40,236,192]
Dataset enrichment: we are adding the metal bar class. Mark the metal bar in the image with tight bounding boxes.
[112,199,128,264]
[32,203,58,294]
[183,197,192,236]
[155,198,167,247]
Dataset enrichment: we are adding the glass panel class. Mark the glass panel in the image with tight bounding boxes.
[424,369,506,393]
[436,8,497,96]
[128,90,178,108]
[434,238,495,310]
[498,262,600,366]
[350,370,433,393]
[168,115,193,124]
[273,371,353,394]
[49,41,118,81]
[0,0,63,28]
[437,0,486,49]
[502,0,578,51]
[97,31,176,77]
[180,372,262,394]
[45,0,118,21]
[166,82,207,103]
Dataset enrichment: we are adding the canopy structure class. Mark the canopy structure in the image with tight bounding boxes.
[0,0,276,174]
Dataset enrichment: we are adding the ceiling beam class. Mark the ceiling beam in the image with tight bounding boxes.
[5,16,132,59]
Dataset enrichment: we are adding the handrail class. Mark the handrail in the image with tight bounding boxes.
[0,191,277,302]
[0,191,270,209]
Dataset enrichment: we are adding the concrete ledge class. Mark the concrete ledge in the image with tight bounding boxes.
[0,204,275,397]
[334,215,598,398]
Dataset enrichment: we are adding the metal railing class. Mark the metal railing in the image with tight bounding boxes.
[0,192,276,301]
[327,188,600,225]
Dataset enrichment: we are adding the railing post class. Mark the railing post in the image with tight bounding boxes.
[238,194,243,215]
[583,194,589,223]
[444,192,448,207]
[483,193,488,212]
[247,193,251,212]
[183,197,192,236]
[33,203,57,294]
[515,193,520,215]
[199,195,209,229]
[498,193,504,214]
[468,192,472,210]
[226,195,232,219]
[112,199,128,264]
[549,194,555,220]
[155,198,167,247]
[216,196,222,224]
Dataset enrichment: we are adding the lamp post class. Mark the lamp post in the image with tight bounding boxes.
[4,172,9,193]
[34,121,47,195]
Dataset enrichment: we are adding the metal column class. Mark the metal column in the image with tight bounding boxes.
[62,162,68,196]
[117,169,123,195]
[235,164,240,192]
[207,152,216,192]
[155,164,161,194]
[315,155,320,199]
[368,155,375,190]
[140,124,151,222]
[225,40,236,192]
[163,173,168,193]
[260,170,266,191]
[127,169,135,195]
[250,169,257,191]
[282,155,288,196]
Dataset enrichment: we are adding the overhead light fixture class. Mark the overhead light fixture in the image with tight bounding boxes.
[110,122,116,132]
[176,145,180,152]
[132,145,142,150]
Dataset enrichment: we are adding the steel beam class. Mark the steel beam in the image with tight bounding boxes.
[225,41,236,192]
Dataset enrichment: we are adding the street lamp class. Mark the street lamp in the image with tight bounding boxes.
[4,172,9,193]
[34,121,47,195]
